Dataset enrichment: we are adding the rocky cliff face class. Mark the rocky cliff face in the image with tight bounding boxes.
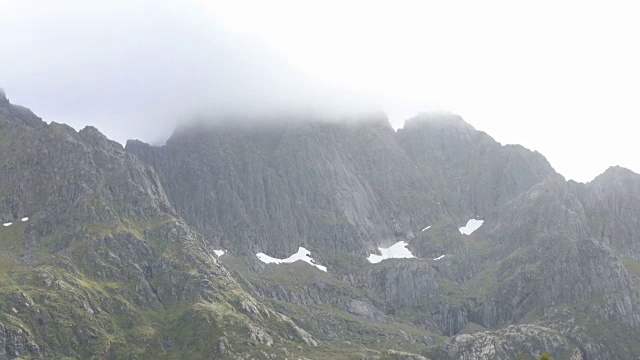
[575,166,640,260]
[0,93,325,359]
[127,117,445,258]
[2,89,640,359]
[397,112,557,219]
[126,112,555,259]
[427,324,584,360]
[125,110,640,359]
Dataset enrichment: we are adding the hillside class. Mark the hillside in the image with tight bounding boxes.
[2,90,640,359]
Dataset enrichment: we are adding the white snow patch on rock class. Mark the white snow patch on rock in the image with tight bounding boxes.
[421,225,431,232]
[213,249,225,257]
[434,255,445,261]
[256,247,327,272]
[21,217,28,222]
[368,241,415,264]
[459,219,484,235]
[3,222,12,227]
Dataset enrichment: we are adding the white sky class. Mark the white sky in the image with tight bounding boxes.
[1,0,639,181]
[203,0,640,182]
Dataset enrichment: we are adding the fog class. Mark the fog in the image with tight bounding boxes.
[1,1,640,181]
[0,1,381,144]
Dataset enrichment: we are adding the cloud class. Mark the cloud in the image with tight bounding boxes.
[0,0,380,144]
[3,0,640,182]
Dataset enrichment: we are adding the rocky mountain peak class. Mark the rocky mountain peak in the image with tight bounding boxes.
[0,88,44,128]
[588,165,640,192]
[596,165,638,180]
[3,89,640,359]
[78,125,124,149]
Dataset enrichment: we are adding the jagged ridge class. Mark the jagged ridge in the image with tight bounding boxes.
[2,89,640,359]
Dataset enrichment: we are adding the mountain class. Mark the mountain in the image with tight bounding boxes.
[0,92,324,359]
[2,89,640,359]
[125,112,554,257]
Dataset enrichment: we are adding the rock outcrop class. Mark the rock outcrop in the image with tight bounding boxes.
[0,93,323,359]
[126,118,443,258]
[3,89,640,358]
[427,324,583,360]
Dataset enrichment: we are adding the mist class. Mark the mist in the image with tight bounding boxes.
[0,1,381,144]
[2,1,640,182]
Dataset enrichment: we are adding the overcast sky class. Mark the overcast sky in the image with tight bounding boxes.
[1,0,639,182]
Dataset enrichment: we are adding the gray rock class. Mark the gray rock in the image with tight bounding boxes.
[3,90,640,358]
[427,324,583,360]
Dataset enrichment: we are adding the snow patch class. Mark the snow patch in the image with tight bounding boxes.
[256,247,327,272]
[368,241,415,264]
[213,249,225,257]
[459,219,484,235]
[421,225,431,232]
[3,222,11,227]
[21,217,28,222]
[434,255,445,261]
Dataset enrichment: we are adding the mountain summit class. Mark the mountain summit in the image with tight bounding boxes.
[2,91,640,359]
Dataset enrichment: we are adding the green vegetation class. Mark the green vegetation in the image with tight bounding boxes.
[5,94,640,359]
[224,255,445,355]
[458,322,489,335]
[2,213,437,359]
[622,256,640,277]
[538,352,551,360]
[0,220,27,255]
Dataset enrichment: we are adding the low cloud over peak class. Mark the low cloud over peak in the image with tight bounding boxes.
[0,1,381,144]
